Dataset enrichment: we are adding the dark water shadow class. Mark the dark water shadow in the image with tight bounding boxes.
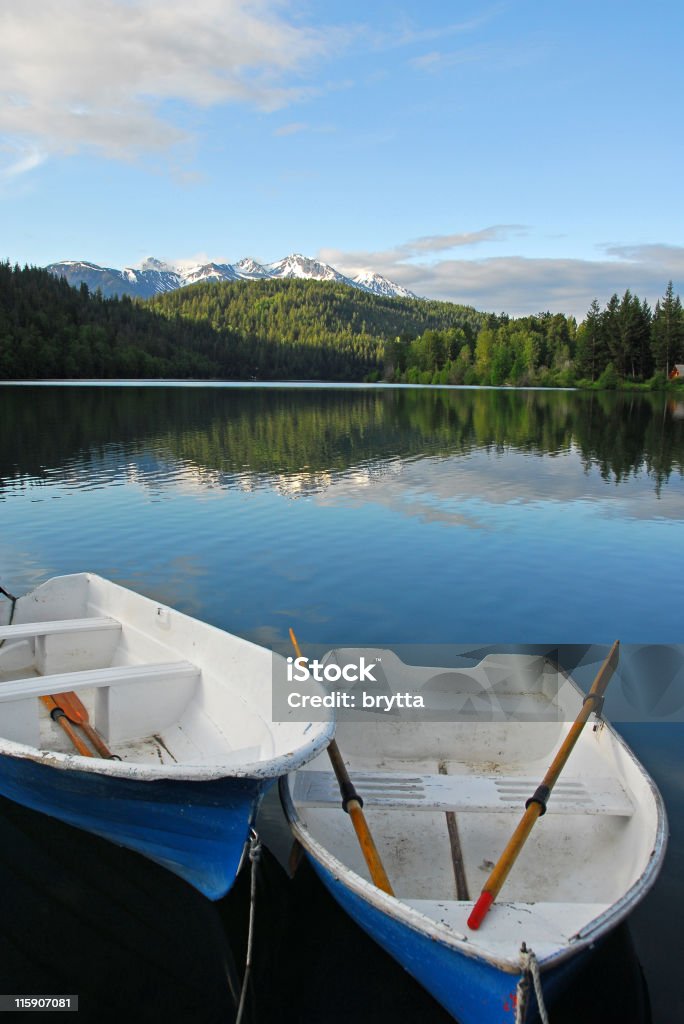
[0,796,655,1024]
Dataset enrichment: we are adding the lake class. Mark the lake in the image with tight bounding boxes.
[1,382,682,1023]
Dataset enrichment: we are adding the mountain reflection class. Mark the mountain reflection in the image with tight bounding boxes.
[2,384,682,496]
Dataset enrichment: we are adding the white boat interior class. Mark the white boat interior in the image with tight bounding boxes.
[285,651,666,966]
[0,574,333,779]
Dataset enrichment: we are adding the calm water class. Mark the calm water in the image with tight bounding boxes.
[1,383,683,1023]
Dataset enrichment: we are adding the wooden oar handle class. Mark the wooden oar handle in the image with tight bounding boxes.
[347,801,394,895]
[467,641,620,930]
[327,740,364,810]
[468,802,543,929]
[81,722,117,759]
[288,628,395,897]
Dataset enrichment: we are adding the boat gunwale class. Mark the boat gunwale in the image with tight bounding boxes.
[0,724,336,781]
[279,658,668,975]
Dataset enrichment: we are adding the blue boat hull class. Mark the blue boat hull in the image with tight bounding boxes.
[308,855,589,1024]
[0,753,270,900]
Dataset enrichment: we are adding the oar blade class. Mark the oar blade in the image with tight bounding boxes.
[55,690,88,724]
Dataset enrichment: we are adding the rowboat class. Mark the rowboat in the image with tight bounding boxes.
[280,647,667,1024]
[0,573,333,899]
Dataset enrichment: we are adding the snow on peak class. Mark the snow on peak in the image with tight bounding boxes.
[234,257,268,278]
[182,262,238,284]
[46,251,416,301]
[53,260,107,271]
[265,253,349,284]
[352,270,417,299]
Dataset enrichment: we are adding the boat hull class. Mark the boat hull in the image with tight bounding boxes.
[306,852,586,1024]
[0,753,269,900]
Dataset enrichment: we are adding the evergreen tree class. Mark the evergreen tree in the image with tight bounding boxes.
[575,299,604,380]
[651,281,684,375]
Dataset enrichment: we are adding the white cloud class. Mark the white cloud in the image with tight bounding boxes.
[0,140,47,183]
[319,225,527,272]
[273,122,310,137]
[362,8,503,54]
[0,0,331,169]
[320,233,684,319]
[272,120,336,137]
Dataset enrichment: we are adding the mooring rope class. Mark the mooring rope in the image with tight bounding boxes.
[515,943,550,1024]
[235,829,262,1024]
[0,584,17,649]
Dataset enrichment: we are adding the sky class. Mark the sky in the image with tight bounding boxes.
[1,0,683,318]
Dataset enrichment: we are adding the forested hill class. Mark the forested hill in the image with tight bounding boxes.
[146,276,484,347]
[0,262,483,380]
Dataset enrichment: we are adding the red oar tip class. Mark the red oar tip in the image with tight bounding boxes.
[467,891,494,930]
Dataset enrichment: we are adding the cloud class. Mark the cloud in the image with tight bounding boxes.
[320,233,684,319]
[409,41,541,74]
[273,122,309,137]
[0,0,332,168]
[603,244,684,274]
[410,47,493,71]
[0,140,47,183]
[272,121,335,137]
[320,225,528,271]
[363,8,503,53]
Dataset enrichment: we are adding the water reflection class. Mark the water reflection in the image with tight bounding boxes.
[2,385,683,498]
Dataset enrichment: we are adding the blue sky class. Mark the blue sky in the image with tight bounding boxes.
[1,0,682,316]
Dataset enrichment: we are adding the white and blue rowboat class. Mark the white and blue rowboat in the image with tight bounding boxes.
[0,573,333,899]
[280,650,667,1024]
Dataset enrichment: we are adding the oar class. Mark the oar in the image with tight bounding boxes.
[289,629,394,896]
[40,695,95,758]
[54,690,117,759]
[468,640,620,930]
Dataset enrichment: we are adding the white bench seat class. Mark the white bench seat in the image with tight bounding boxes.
[0,661,199,703]
[293,769,634,817]
[0,617,121,641]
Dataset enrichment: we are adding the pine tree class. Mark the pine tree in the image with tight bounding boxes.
[651,282,684,375]
[575,299,604,380]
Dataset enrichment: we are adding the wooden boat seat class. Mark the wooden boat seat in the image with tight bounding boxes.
[0,617,121,641]
[293,769,634,817]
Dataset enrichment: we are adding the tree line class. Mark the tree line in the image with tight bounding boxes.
[383,284,684,387]
[0,260,682,387]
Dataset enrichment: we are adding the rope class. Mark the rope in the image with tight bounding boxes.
[515,943,550,1024]
[235,829,262,1024]
[0,584,17,649]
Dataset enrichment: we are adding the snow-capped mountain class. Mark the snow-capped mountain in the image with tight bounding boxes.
[265,253,349,285]
[352,270,417,299]
[234,257,270,279]
[45,253,417,300]
[181,262,239,286]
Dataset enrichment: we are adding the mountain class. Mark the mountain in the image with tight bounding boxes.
[234,257,270,279]
[264,252,350,285]
[45,252,417,300]
[352,270,417,300]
